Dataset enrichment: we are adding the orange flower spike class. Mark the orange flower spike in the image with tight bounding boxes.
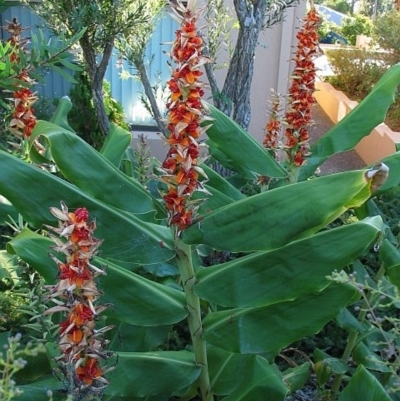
[282,8,321,167]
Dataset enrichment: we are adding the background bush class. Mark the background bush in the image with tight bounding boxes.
[340,14,374,45]
[373,9,400,64]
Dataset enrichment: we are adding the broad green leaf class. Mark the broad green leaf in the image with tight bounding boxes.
[205,103,287,178]
[98,258,187,325]
[313,348,348,386]
[100,122,132,167]
[339,365,392,401]
[7,229,187,326]
[17,377,64,401]
[30,121,162,216]
[195,217,382,307]
[208,345,254,396]
[203,283,357,354]
[0,151,174,264]
[353,342,391,373]
[282,363,311,392]
[106,351,201,398]
[380,239,400,289]
[336,308,364,333]
[49,96,76,133]
[183,170,375,252]
[301,64,400,178]
[220,356,288,401]
[107,320,171,352]
[0,195,18,223]
[200,164,246,201]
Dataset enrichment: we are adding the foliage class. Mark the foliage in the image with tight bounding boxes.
[340,14,374,45]
[317,16,342,42]
[32,0,149,135]
[325,48,400,131]
[373,9,400,64]
[2,2,400,400]
[0,332,46,401]
[323,0,351,14]
[68,72,129,149]
[326,48,387,98]
[0,59,398,401]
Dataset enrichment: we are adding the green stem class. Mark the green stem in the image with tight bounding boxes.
[331,264,386,398]
[175,239,214,401]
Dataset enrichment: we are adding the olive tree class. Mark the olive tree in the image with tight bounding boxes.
[32,0,147,135]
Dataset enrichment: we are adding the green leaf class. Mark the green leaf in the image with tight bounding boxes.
[49,96,76,133]
[183,170,374,252]
[100,122,133,167]
[107,320,171,352]
[105,351,201,398]
[282,363,311,393]
[8,229,187,326]
[98,257,187,325]
[339,365,392,401]
[379,239,400,289]
[220,356,288,401]
[313,348,348,386]
[301,64,400,178]
[200,164,245,201]
[353,342,391,373]
[335,308,364,333]
[195,217,382,307]
[0,195,18,223]
[203,283,357,354]
[205,103,287,178]
[208,345,253,396]
[0,151,174,265]
[30,121,161,216]
[16,377,64,401]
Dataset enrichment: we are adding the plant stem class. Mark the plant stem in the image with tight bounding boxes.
[175,239,214,401]
[331,263,386,397]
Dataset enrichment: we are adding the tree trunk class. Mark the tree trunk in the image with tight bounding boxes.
[133,56,167,136]
[80,33,115,135]
[212,0,267,129]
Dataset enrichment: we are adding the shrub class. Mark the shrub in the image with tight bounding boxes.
[326,47,400,131]
[326,48,387,98]
[373,9,400,64]
[341,14,374,45]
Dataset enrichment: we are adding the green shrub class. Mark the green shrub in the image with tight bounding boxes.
[326,47,400,131]
[326,48,387,98]
[340,14,373,45]
[373,9,400,64]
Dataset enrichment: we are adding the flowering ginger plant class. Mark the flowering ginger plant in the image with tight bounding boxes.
[1,2,400,401]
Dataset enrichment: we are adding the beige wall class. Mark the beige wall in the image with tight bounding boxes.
[133,0,307,159]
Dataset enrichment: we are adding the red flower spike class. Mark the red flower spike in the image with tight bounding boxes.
[45,203,111,393]
[263,9,320,169]
[161,1,210,235]
[4,19,37,138]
